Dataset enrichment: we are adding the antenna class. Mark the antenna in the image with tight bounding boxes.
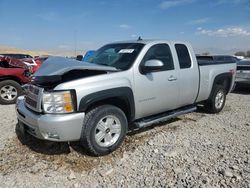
[137,36,142,41]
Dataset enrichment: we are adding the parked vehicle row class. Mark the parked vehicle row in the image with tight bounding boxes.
[196,55,239,64]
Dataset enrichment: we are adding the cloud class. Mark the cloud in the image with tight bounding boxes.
[159,0,195,9]
[119,24,131,29]
[188,18,211,25]
[196,27,250,37]
[213,0,250,7]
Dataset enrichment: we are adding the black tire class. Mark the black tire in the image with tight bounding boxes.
[15,121,30,145]
[80,105,128,156]
[205,85,226,113]
[0,80,23,105]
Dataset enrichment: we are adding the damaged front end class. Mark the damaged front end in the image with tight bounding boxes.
[0,55,33,82]
[0,55,30,69]
[31,56,118,88]
[22,56,118,113]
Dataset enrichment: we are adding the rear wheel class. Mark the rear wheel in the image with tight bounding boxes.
[205,85,226,113]
[80,105,128,156]
[0,80,23,104]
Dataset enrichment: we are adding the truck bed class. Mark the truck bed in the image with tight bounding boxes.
[196,61,236,102]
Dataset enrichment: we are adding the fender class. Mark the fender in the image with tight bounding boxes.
[79,87,135,121]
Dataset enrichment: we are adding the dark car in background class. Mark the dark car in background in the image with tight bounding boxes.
[196,55,239,65]
[236,59,250,85]
[76,50,96,62]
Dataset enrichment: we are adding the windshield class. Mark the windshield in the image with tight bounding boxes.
[88,43,145,70]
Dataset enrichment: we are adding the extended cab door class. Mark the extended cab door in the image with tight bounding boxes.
[173,43,199,106]
[133,43,180,119]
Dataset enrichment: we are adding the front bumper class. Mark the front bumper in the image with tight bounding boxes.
[16,96,85,142]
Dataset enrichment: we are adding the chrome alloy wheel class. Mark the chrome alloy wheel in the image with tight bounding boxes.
[94,115,122,147]
[0,85,18,101]
[215,90,225,109]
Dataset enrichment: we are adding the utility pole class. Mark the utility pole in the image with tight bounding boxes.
[74,30,77,57]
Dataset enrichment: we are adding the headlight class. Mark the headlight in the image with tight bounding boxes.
[42,90,76,113]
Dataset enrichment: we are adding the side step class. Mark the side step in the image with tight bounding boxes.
[134,105,197,128]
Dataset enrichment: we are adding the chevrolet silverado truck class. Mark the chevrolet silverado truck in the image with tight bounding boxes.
[16,40,236,156]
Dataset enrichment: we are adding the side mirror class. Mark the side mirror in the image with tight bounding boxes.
[141,59,164,74]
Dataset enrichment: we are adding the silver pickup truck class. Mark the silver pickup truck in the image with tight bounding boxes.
[16,40,236,155]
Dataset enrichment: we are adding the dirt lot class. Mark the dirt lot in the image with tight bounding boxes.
[0,86,249,187]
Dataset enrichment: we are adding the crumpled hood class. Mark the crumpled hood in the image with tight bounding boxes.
[0,55,29,69]
[34,56,117,76]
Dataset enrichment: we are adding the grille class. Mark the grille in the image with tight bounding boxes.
[25,84,43,112]
[25,97,37,108]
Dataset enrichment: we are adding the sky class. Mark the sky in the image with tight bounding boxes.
[0,0,250,54]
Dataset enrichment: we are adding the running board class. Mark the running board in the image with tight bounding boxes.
[134,106,197,128]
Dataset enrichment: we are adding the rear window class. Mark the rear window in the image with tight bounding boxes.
[175,44,191,69]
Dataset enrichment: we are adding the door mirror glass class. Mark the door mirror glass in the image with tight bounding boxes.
[141,59,164,74]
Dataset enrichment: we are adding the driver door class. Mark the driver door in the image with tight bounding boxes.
[133,43,180,119]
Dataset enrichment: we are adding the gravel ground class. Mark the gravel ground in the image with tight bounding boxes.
[0,87,249,187]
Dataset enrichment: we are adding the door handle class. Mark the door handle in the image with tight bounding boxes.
[168,76,177,81]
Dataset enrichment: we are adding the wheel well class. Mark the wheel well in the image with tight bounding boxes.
[0,76,22,85]
[214,75,232,94]
[85,97,132,122]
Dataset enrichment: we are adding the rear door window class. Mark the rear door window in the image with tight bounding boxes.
[175,44,191,69]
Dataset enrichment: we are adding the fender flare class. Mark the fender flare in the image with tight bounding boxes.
[209,72,233,98]
[79,87,135,121]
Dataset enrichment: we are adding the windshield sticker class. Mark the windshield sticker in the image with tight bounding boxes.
[118,49,134,53]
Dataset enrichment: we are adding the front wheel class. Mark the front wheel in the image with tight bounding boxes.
[80,105,128,156]
[205,85,226,113]
[0,80,23,105]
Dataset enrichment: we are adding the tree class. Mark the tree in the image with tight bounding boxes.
[246,51,250,57]
[235,51,246,57]
[201,52,210,55]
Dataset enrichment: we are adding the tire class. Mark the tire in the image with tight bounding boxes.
[80,105,128,156]
[0,80,23,105]
[15,120,29,145]
[205,85,226,113]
